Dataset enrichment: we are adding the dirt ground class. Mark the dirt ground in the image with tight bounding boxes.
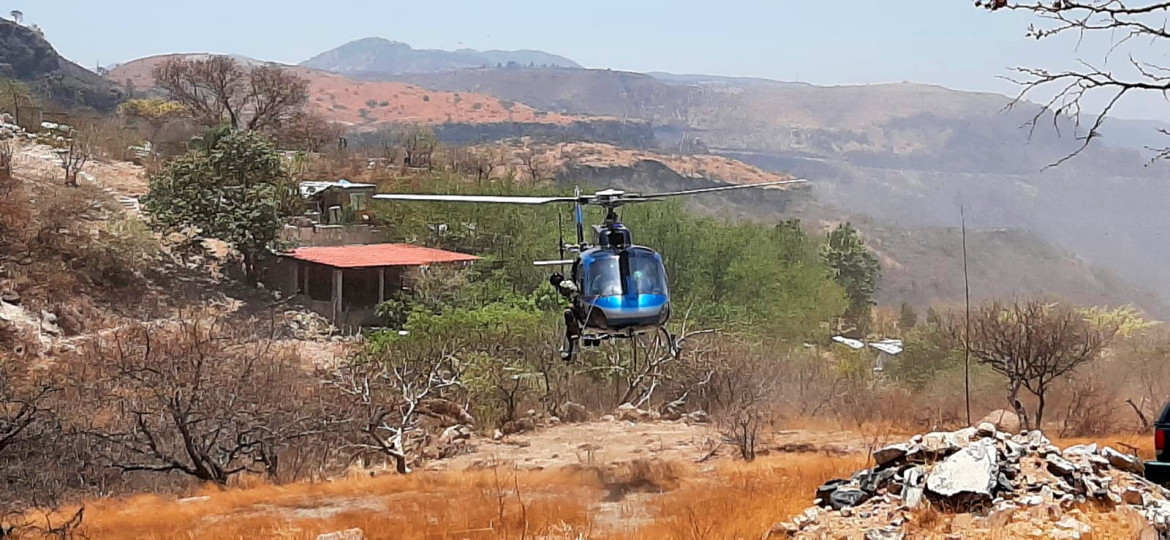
[431,420,882,473]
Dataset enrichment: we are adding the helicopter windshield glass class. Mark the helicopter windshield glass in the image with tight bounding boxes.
[585,254,623,297]
[629,252,667,295]
[584,251,667,297]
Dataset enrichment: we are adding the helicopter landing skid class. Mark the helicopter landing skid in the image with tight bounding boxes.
[560,332,615,361]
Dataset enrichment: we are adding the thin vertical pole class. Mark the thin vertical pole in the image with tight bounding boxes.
[961,204,972,426]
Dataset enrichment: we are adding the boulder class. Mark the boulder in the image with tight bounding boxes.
[873,443,910,467]
[979,409,1022,433]
[614,403,659,423]
[925,438,998,506]
[501,417,535,435]
[438,424,472,446]
[976,422,997,437]
[560,401,588,423]
[1102,446,1144,474]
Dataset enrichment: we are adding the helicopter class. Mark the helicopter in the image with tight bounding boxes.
[374,179,807,359]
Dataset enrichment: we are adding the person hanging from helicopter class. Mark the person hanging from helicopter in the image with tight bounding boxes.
[550,272,582,360]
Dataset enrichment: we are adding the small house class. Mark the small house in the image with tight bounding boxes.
[268,243,479,329]
[299,179,378,224]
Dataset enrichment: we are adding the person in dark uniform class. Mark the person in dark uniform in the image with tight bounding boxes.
[550,272,580,360]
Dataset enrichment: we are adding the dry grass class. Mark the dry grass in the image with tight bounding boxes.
[42,468,599,540]
[619,453,867,540]
[16,431,1162,539]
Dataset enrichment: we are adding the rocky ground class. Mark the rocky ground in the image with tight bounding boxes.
[773,423,1167,539]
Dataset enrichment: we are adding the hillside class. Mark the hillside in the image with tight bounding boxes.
[361,66,1170,311]
[0,17,122,111]
[111,51,1170,313]
[301,37,580,75]
[110,55,586,127]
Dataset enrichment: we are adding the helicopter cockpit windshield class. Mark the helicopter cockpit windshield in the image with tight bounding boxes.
[583,250,668,298]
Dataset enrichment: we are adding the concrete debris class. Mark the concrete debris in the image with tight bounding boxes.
[925,438,998,504]
[795,424,1170,539]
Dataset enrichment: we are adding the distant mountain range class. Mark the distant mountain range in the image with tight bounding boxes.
[300,37,581,75]
[0,17,122,111]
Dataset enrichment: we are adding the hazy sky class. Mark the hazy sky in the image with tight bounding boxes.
[9,0,1168,119]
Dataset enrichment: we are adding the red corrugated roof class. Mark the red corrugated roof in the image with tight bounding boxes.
[285,243,479,269]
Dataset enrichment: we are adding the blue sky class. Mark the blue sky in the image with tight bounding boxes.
[9,0,1167,119]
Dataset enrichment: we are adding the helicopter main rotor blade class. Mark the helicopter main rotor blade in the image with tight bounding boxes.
[628,179,809,201]
[373,194,582,205]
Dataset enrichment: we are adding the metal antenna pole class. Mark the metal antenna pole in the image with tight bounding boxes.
[961,204,972,426]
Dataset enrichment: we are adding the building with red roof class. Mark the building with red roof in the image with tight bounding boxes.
[267,243,478,328]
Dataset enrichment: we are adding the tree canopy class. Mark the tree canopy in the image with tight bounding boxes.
[153,56,308,132]
[142,128,293,280]
[978,0,1170,163]
[822,222,881,332]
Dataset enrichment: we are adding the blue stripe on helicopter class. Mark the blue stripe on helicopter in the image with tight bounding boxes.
[588,294,669,311]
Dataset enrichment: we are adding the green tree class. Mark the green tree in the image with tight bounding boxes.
[0,78,34,126]
[822,223,881,332]
[142,128,293,281]
[898,302,918,330]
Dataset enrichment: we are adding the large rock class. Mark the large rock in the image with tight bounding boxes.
[614,403,659,422]
[560,401,588,423]
[1102,446,1145,474]
[925,438,999,505]
[978,409,1022,433]
[873,443,910,467]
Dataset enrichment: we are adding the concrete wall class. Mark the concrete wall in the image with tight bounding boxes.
[279,224,388,248]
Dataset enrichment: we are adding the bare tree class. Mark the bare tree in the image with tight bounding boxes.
[978,1,1170,164]
[152,56,308,132]
[326,353,465,474]
[76,318,329,486]
[948,299,1120,430]
[517,148,547,182]
[56,137,89,187]
[0,141,12,181]
[399,125,437,169]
